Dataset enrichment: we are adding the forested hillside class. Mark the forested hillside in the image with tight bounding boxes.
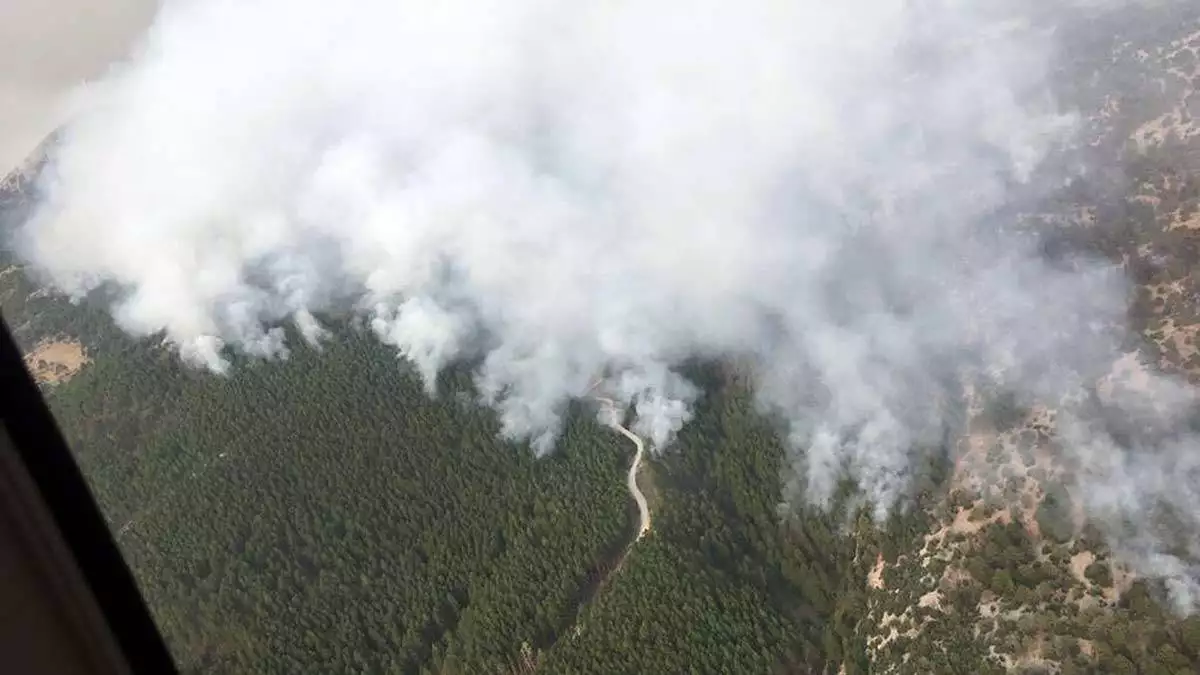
[0,242,876,672]
[0,273,877,673]
[0,261,935,673]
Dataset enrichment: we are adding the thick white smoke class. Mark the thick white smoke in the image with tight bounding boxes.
[14,0,1200,608]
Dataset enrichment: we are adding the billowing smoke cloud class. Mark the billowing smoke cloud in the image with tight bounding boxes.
[14,0,1200,608]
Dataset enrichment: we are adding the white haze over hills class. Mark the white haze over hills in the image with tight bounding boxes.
[12,0,1200,609]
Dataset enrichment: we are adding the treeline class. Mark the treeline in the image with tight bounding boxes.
[47,326,637,674]
[17,276,891,674]
[43,320,881,673]
[10,268,1200,674]
[3,252,866,672]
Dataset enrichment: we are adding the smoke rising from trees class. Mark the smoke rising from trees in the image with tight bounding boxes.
[13,0,1200,609]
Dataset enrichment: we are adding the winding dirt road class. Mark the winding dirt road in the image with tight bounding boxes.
[592,396,651,540]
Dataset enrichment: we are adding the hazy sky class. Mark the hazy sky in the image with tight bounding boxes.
[0,0,157,173]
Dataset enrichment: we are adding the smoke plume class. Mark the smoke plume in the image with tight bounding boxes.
[14,0,1200,609]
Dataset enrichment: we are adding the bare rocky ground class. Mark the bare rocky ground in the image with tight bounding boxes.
[856,8,1200,673]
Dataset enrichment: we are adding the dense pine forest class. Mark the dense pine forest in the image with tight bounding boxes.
[6,281,862,673]
[7,260,1200,673]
